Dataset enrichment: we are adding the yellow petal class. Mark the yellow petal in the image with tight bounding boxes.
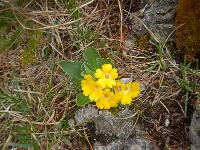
[120,95,132,105]
[96,101,104,109]
[81,74,103,102]
[96,99,110,109]
[84,74,93,80]
[97,79,106,88]
[83,91,89,96]
[109,98,119,107]
[102,64,112,72]
[95,69,104,78]
[95,89,119,109]
[106,79,116,88]
[129,82,140,98]
[131,82,140,88]
[89,92,101,102]
[110,68,118,79]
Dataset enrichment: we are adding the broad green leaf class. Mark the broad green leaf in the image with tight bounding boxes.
[84,47,100,71]
[76,93,90,106]
[96,58,115,68]
[81,63,86,76]
[59,61,83,79]
[71,78,82,90]
[83,63,95,78]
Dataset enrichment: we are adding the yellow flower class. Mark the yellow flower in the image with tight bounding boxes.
[96,89,119,109]
[81,74,102,101]
[114,81,140,105]
[95,64,118,88]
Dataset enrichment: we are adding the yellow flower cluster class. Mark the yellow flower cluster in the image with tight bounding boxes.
[81,64,140,109]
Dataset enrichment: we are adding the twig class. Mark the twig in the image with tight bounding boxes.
[117,0,123,47]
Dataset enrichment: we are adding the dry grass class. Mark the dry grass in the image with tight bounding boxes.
[0,0,199,149]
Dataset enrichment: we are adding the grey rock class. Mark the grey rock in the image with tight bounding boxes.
[96,109,138,139]
[93,140,123,150]
[125,136,156,150]
[130,0,178,43]
[75,105,157,150]
[74,105,98,125]
[190,110,200,150]
[94,137,155,150]
[94,109,154,150]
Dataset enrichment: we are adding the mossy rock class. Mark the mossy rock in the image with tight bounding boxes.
[176,0,200,63]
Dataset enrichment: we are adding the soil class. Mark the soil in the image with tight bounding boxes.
[139,92,196,149]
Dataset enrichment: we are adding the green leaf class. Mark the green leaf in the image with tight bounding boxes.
[59,61,83,79]
[96,58,115,68]
[76,93,90,106]
[71,78,82,90]
[59,119,70,129]
[178,79,195,92]
[81,63,86,76]
[84,47,100,71]
[83,63,95,77]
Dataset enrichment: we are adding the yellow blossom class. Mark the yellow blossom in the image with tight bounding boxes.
[81,74,102,101]
[95,64,118,88]
[96,89,119,109]
[114,81,140,105]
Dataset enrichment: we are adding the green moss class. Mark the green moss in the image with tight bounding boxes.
[176,0,200,62]
[20,31,42,65]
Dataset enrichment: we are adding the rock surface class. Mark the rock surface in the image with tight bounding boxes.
[130,0,178,43]
[190,107,200,150]
[75,105,157,150]
[123,0,148,13]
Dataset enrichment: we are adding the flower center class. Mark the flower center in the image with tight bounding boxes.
[124,87,130,92]
[118,86,122,91]
[94,85,99,90]
[105,74,110,79]
[103,93,109,98]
